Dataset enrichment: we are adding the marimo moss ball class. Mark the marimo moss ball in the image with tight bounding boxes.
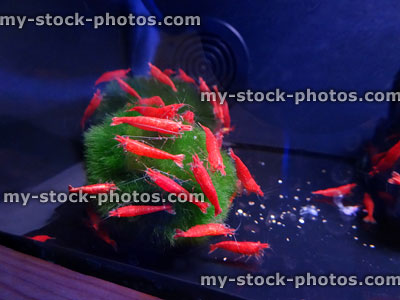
[84,76,238,245]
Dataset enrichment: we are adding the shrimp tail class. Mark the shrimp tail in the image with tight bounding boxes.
[110,240,118,251]
[165,205,176,215]
[208,244,218,254]
[173,229,184,239]
[220,168,227,176]
[197,202,210,214]
[214,207,222,217]
[109,210,119,217]
[174,154,185,168]
[363,215,376,224]
[110,117,122,126]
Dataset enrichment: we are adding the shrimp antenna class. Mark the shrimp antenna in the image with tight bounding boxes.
[184,103,195,110]
[268,242,275,254]
[234,220,242,234]
[232,230,238,243]
[124,135,173,141]
[170,89,183,103]
[100,213,113,222]
[130,160,150,174]
[121,135,154,147]
[256,193,266,201]
[152,168,191,185]
[160,136,170,149]
[118,175,147,186]
[112,142,123,149]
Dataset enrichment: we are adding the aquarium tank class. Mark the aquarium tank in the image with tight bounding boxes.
[1,1,400,299]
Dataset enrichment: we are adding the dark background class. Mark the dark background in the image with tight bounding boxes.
[1,0,399,152]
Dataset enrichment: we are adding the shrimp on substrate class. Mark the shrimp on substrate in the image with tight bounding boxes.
[311,183,357,198]
[27,235,54,242]
[109,204,175,217]
[146,168,209,213]
[116,78,141,99]
[149,63,177,92]
[68,183,117,194]
[115,135,185,167]
[138,96,165,107]
[178,69,196,85]
[190,154,222,216]
[173,223,234,239]
[229,149,264,197]
[111,116,192,135]
[95,68,131,86]
[81,89,102,129]
[200,124,226,176]
[209,241,270,259]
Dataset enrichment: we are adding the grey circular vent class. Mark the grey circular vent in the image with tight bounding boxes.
[173,33,236,89]
[172,18,249,91]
